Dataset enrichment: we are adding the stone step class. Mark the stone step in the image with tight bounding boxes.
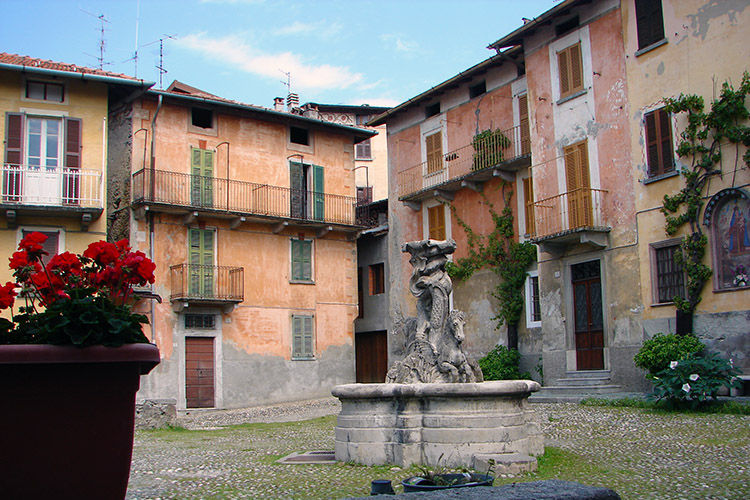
[555,376,612,387]
[563,370,611,378]
[530,385,622,402]
[473,452,538,476]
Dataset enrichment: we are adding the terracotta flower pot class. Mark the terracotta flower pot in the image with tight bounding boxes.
[0,343,160,499]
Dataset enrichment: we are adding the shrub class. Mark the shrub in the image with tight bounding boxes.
[634,333,704,378]
[651,352,741,409]
[478,345,531,380]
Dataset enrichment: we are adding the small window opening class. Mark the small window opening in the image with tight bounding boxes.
[191,108,213,129]
[555,16,579,37]
[26,80,64,102]
[425,102,440,118]
[290,126,310,145]
[469,81,486,99]
[185,313,216,329]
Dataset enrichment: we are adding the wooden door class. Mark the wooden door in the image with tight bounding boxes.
[355,331,388,383]
[572,260,604,370]
[185,337,215,408]
[564,141,592,229]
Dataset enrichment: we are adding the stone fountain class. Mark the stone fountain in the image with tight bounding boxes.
[332,239,543,473]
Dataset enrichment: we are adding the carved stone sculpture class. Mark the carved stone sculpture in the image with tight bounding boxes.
[386,239,483,383]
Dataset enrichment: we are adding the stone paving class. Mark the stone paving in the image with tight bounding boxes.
[127,398,750,499]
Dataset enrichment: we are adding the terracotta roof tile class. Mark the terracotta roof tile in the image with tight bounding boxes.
[0,52,146,83]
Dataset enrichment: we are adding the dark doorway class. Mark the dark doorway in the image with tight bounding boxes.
[185,337,215,408]
[355,330,388,383]
[571,260,604,370]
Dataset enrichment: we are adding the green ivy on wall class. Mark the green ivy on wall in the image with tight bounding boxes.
[446,182,537,331]
[662,72,750,314]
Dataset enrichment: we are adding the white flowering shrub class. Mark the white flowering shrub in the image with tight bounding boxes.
[651,352,741,409]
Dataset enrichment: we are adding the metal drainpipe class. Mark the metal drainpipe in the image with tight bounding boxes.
[148,95,163,343]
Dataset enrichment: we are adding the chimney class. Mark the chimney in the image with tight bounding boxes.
[274,97,285,112]
[286,92,299,110]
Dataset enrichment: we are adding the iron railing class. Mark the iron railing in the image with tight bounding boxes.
[170,264,244,302]
[530,188,608,239]
[133,169,358,225]
[396,124,530,198]
[1,164,102,207]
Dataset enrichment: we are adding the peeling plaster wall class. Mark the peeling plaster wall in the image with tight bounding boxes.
[129,96,360,409]
[622,0,750,373]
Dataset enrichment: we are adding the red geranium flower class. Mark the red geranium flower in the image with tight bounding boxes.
[18,232,48,258]
[83,241,119,266]
[48,252,83,275]
[0,281,17,309]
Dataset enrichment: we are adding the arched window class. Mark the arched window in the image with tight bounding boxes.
[705,189,750,290]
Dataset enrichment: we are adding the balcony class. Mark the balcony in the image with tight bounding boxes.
[170,264,244,312]
[132,169,360,232]
[0,165,103,229]
[529,188,610,253]
[396,124,530,206]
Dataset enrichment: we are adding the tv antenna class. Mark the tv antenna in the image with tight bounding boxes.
[154,34,177,88]
[81,9,110,70]
[280,70,291,94]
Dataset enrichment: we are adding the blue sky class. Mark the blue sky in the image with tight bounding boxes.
[3,0,558,108]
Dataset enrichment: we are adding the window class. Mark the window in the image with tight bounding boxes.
[635,0,665,50]
[425,102,440,118]
[557,42,584,99]
[644,108,674,177]
[188,228,215,297]
[523,176,536,237]
[563,140,592,229]
[525,271,541,327]
[369,263,385,295]
[469,81,486,99]
[21,229,60,258]
[651,241,686,304]
[185,314,215,329]
[292,315,314,359]
[291,238,313,282]
[428,204,446,240]
[357,186,373,205]
[191,108,213,129]
[355,138,372,160]
[290,126,310,146]
[425,131,443,174]
[25,80,64,102]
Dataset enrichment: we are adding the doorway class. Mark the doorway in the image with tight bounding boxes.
[571,260,604,370]
[185,337,215,408]
[355,330,388,383]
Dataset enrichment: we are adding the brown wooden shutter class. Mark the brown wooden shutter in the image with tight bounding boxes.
[558,49,570,97]
[645,111,659,176]
[635,0,665,50]
[565,141,591,229]
[428,204,446,240]
[64,118,82,169]
[523,176,535,236]
[645,108,674,177]
[426,132,443,174]
[519,94,530,155]
[658,109,673,172]
[5,113,23,166]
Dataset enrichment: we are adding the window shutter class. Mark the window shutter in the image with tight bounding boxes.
[564,144,578,192]
[313,164,324,220]
[291,239,301,280]
[301,240,311,281]
[202,149,213,206]
[645,111,659,176]
[658,109,673,173]
[426,132,443,174]
[428,204,445,240]
[645,108,674,176]
[523,176,535,236]
[569,44,583,92]
[292,316,303,357]
[191,148,202,205]
[558,49,570,96]
[5,113,24,166]
[519,94,530,155]
[23,230,59,258]
[64,118,81,169]
[635,0,665,49]
[303,316,313,357]
[576,141,589,188]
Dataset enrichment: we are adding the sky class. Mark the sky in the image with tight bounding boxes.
[3,0,559,109]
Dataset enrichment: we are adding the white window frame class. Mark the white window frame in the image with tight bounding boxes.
[16,226,64,255]
[422,198,451,242]
[525,269,542,328]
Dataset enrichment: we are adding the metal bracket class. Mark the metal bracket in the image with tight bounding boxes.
[230,216,246,229]
[272,221,289,234]
[183,211,198,225]
[461,180,484,193]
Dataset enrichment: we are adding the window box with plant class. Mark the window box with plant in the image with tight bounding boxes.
[0,233,160,499]
[472,129,511,171]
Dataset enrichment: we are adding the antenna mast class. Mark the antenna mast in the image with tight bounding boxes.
[155,35,176,88]
[81,9,110,70]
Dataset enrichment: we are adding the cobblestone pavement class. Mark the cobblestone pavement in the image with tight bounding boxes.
[128,401,750,499]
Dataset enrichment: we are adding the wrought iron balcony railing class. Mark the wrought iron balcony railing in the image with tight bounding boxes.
[132,169,359,226]
[170,264,244,303]
[529,188,609,240]
[396,124,530,199]
[1,164,102,208]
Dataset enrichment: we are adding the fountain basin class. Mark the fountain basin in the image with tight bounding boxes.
[332,380,543,468]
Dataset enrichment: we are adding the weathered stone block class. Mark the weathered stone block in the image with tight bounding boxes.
[135,399,176,430]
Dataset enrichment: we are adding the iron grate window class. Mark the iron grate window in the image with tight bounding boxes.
[185,314,216,329]
[530,276,541,322]
[655,245,686,303]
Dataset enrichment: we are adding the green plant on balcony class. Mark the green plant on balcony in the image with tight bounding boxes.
[472,129,511,171]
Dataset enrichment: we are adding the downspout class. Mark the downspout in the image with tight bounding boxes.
[148,94,163,343]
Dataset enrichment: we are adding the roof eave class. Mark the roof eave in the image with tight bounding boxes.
[0,62,153,88]
[487,0,586,51]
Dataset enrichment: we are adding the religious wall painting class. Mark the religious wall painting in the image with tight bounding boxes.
[705,189,750,289]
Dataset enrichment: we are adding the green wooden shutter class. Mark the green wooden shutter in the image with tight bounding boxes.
[292,316,303,358]
[303,316,313,357]
[313,164,324,221]
[291,239,301,280]
[291,239,312,281]
[202,149,214,207]
[191,148,202,206]
[202,229,214,296]
[188,228,215,296]
[189,228,201,295]
[191,148,213,207]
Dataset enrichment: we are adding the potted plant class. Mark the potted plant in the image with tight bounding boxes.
[472,128,511,171]
[401,459,494,493]
[0,232,160,499]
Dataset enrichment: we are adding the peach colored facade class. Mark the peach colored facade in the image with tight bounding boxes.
[621,0,750,372]
[110,85,373,409]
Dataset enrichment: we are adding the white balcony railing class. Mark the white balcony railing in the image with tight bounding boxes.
[1,165,102,208]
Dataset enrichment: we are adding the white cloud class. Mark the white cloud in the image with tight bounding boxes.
[380,33,419,53]
[275,21,317,36]
[273,20,343,38]
[176,33,363,91]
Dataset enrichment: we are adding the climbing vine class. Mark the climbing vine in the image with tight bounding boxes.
[446,183,536,332]
[661,72,750,314]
